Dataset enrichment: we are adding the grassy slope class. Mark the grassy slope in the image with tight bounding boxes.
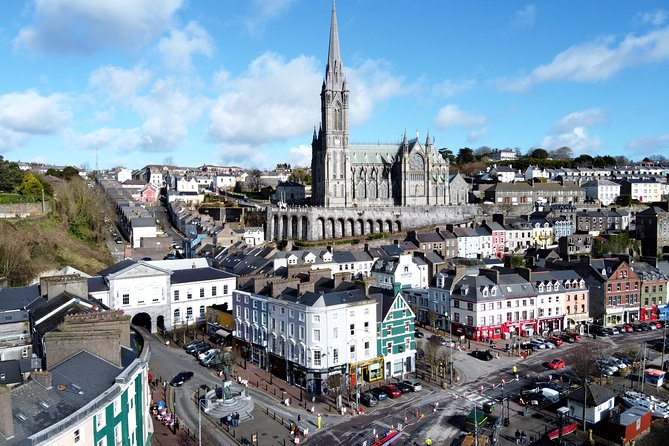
[0,216,113,281]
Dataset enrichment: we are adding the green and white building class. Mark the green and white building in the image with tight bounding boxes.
[372,287,417,378]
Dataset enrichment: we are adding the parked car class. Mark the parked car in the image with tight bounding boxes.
[192,343,212,356]
[400,380,422,392]
[170,371,194,387]
[653,321,663,329]
[396,381,413,393]
[529,340,547,350]
[198,348,219,361]
[548,358,566,370]
[567,333,581,341]
[622,324,634,333]
[538,338,556,349]
[185,341,206,354]
[559,334,575,343]
[184,340,204,350]
[520,341,540,352]
[470,350,494,361]
[359,391,378,407]
[414,330,425,338]
[547,336,563,347]
[429,335,448,346]
[381,384,402,398]
[369,388,388,401]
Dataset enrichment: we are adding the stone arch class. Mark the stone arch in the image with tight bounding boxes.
[394,220,402,232]
[385,220,393,233]
[327,218,336,239]
[281,214,289,240]
[376,219,383,233]
[366,219,375,234]
[273,214,280,241]
[131,312,152,331]
[337,218,345,238]
[301,216,309,240]
[357,219,365,235]
[317,217,325,240]
[156,315,165,332]
[347,218,355,237]
[291,215,299,240]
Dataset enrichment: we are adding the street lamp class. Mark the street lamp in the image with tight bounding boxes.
[444,312,453,384]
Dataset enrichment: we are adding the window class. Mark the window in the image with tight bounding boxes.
[187,290,193,300]
[299,326,305,340]
[113,397,121,416]
[333,327,339,339]
[313,329,321,342]
[313,315,321,323]
[453,300,460,308]
[223,285,229,294]
[333,348,339,363]
[114,423,123,446]
[289,309,294,318]
[96,410,106,430]
[74,429,82,443]
[467,303,473,311]
[364,321,369,332]
[200,288,205,298]
[174,290,180,301]
[350,324,355,335]
[212,286,217,296]
[97,439,107,446]
[289,323,294,336]
[299,312,305,321]
[187,307,193,319]
[174,309,180,321]
[122,294,129,305]
[313,350,322,366]
[387,341,393,354]
[199,306,205,317]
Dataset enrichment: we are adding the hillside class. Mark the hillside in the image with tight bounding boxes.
[0,179,114,286]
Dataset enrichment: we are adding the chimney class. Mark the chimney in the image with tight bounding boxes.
[0,387,14,440]
[435,227,441,235]
[33,370,53,389]
[326,245,333,253]
[492,214,504,226]
[192,262,196,269]
[364,243,370,252]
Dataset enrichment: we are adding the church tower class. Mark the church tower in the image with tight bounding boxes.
[311,1,349,207]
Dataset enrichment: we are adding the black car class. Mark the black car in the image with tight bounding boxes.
[359,391,378,407]
[185,340,205,353]
[414,330,425,338]
[170,371,194,387]
[369,388,388,401]
[470,350,494,361]
[396,381,413,393]
[192,343,212,356]
[559,334,575,343]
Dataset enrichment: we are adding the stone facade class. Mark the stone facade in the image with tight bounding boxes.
[267,204,478,241]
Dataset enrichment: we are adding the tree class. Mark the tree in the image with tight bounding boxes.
[0,156,24,192]
[650,155,669,165]
[509,256,526,268]
[565,344,601,431]
[17,172,43,197]
[61,166,80,180]
[614,155,630,165]
[528,148,549,159]
[423,337,442,380]
[456,147,475,165]
[248,169,263,191]
[439,148,456,165]
[573,154,593,167]
[615,195,633,207]
[289,168,309,184]
[551,146,573,160]
[474,146,492,160]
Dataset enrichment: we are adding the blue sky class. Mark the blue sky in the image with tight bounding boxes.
[1,0,668,171]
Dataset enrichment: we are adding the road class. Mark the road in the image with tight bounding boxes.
[141,326,668,446]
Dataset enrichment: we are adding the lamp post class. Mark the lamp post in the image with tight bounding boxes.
[444,312,453,384]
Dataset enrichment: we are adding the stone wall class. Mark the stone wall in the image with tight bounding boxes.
[45,330,122,369]
[267,204,479,241]
[0,202,49,219]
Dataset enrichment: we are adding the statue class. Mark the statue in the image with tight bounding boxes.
[222,351,233,400]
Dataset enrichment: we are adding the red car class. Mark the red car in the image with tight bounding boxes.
[622,324,633,333]
[380,384,402,398]
[548,358,566,370]
[567,333,581,341]
[547,336,563,346]
[653,321,663,329]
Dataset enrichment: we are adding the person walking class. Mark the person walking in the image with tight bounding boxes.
[512,364,518,378]
[425,438,433,445]
[515,429,521,444]
[235,412,240,427]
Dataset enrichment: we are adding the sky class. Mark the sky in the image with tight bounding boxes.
[1,0,668,172]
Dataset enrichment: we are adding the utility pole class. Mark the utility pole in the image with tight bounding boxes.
[661,319,667,370]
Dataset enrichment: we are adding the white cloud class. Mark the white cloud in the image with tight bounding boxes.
[432,79,476,98]
[626,134,669,154]
[134,77,210,151]
[89,66,151,102]
[0,90,71,135]
[209,52,322,144]
[13,0,183,54]
[433,104,487,130]
[217,143,268,168]
[244,0,295,36]
[0,127,30,151]
[540,108,607,153]
[467,127,488,143]
[288,144,312,168]
[346,59,411,125]
[495,26,669,92]
[158,21,214,71]
[65,127,143,152]
[551,108,607,133]
[513,4,536,28]
[635,10,668,27]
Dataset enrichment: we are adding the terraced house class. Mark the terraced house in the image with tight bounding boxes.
[630,261,669,322]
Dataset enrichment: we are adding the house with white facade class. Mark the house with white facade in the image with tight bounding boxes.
[176,176,199,193]
[371,253,428,290]
[617,179,664,203]
[451,227,481,259]
[87,259,236,332]
[582,180,621,205]
[215,174,238,189]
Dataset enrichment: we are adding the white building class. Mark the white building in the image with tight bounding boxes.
[452,227,481,259]
[88,259,236,332]
[582,180,621,205]
[116,167,132,183]
[371,253,428,290]
[241,227,265,246]
[215,174,237,189]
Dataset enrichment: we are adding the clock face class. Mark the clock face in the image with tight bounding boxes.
[334,137,340,145]
[410,154,424,170]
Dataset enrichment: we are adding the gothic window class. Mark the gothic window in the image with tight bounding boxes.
[334,103,342,130]
[410,154,424,171]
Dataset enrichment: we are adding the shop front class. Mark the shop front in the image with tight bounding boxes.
[640,306,658,321]
[537,317,563,335]
[476,324,505,342]
[349,357,384,387]
[658,305,669,321]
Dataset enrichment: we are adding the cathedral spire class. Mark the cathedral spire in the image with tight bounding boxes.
[326,0,343,77]
[425,129,431,146]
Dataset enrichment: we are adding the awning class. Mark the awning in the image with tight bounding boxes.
[216,328,232,338]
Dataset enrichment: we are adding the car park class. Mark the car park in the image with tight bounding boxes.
[470,350,494,361]
[548,358,566,370]
[381,384,402,398]
[369,388,388,401]
[170,371,194,387]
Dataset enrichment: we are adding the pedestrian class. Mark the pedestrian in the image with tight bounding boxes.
[297,414,301,424]
[226,413,232,427]
[425,438,433,445]
[235,412,240,427]
[512,365,518,376]
[521,431,527,444]
[515,429,521,445]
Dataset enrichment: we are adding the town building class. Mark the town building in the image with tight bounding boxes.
[630,261,669,322]
[371,287,416,378]
[582,180,621,205]
[636,205,669,257]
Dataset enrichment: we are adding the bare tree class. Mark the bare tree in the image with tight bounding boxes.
[423,337,442,379]
[565,344,601,430]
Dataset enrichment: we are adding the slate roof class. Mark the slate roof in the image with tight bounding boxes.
[170,267,236,284]
[281,288,373,307]
[413,231,445,243]
[97,259,136,277]
[0,284,44,311]
[87,276,109,293]
[568,383,616,406]
[32,293,97,338]
[0,360,22,385]
[10,351,123,442]
[131,217,155,227]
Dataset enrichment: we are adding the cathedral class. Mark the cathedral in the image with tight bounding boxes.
[311,3,451,208]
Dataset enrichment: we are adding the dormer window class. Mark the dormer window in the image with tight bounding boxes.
[482,288,489,297]
[491,288,497,296]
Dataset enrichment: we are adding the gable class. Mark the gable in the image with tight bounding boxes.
[108,263,171,281]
